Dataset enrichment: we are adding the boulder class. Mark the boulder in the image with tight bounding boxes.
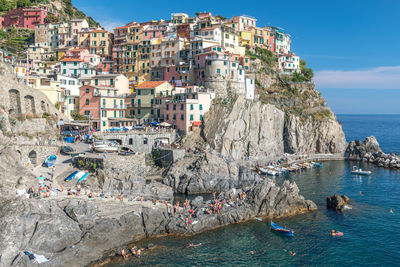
[326,194,352,211]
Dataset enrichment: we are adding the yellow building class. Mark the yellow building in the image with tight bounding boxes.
[28,77,61,106]
[133,81,173,123]
[113,23,151,83]
[171,13,189,24]
[240,31,253,47]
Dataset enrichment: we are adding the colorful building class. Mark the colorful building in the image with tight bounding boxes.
[278,53,300,73]
[162,86,215,132]
[2,6,58,29]
[133,81,173,123]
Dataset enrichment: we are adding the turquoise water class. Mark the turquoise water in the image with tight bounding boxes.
[109,115,400,267]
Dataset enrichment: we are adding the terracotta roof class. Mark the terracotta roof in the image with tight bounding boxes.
[115,26,129,30]
[136,81,169,89]
[90,29,108,33]
[60,58,85,62]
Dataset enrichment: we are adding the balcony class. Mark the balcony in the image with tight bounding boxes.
[100,104,127,109]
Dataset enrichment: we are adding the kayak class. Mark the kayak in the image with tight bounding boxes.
[77,172,89,184]
[65,171,79,181]
[270,221,294,236]
[44,155,57,167]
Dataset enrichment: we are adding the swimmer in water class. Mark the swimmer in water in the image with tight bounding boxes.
[187,243,202,248]
[359,191,364,196]
[390,209,394,213]
[250,250,255,254]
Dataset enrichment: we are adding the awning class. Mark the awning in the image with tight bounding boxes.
[159,122,172,127]
[192,121,201,126]
[151,121,160,126]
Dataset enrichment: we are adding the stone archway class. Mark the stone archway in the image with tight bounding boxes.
[28,150,37,165]
[9,89,21,115]
[41,100,46,112]
[24,95,36,114]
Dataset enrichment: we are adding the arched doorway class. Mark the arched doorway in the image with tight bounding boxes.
[24,95,36,114]
[9,89,21,115]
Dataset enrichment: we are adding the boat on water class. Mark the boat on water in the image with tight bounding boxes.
[351,166,372,175]
[270,221,294,236]
[44,155,56,167]
[311,162,323,167]
[65,170,79,181]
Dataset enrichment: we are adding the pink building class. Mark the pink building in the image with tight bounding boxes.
[142,24,168,40]
[162,86,215,132]
[97,59,113,74]
[0,17,4,29]
[65,48,90,59]
[2,6,57,29]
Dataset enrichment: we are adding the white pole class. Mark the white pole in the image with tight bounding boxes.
[26,48,29,86]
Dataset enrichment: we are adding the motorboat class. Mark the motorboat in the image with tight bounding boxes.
[351,166,372,175]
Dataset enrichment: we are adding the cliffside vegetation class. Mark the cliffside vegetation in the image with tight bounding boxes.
[250,48,329,122]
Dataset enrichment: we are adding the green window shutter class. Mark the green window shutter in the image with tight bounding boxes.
[114,111,116,117]
[190,114,193,121]
[199,104,203,110]
[200,114,203,120]
[190,104,194,110]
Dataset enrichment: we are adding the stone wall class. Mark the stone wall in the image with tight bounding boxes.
[0,62,63,119]
[15,144,59,169]
[94,132,177,153]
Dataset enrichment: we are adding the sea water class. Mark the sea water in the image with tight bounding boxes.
[109,115,400,267]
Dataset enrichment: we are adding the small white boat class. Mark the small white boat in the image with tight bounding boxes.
[351,166,372,175]
[95,146,118,152]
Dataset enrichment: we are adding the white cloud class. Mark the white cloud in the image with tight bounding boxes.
[99,20,125,32]
[314,66,400,89]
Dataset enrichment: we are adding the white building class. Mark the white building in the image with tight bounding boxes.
[60,58,96,79]
[58,75,80,119]
[278,54,300,73]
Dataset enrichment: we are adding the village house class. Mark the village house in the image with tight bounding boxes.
[60,58,96,78]
[133,81,174,123]
[278,53,300,73]
[161,86,215,132]
[2,6,58,29]
[57,75,80,120]
[79,74,130,131]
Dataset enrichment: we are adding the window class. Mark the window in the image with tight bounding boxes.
[103,121,106,126]
[181,104,184,110]
[180,114,184,120]
[137,89,141,95]
[137,99,141,106]
[138,109,141,114]
[151,89,154,95]
[95,79,98,85]
[173,104,176,110]
[114,111,117,117]
[85,69,88,74]
[173,114,176,120]
[199,104,203,110]
[190,114,193,121]
[85,99,89,105]
[217,69,221,74]
[86,88,90,93]
[166,104,169,110]
[200,114,203,120]
[190,104,194,110]
[166,114,169,120]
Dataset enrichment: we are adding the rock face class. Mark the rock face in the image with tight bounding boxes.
[203,96,285,162]
[82,153,174,201]
[0,177,316,267]
[163,151,261,194]
[345,136,382,160]
[326,194,351,211]
[202,86,347,163]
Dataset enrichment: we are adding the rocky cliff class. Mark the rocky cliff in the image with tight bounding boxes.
[200,59,347,163]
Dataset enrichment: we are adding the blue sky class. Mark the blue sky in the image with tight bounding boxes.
[72,0,400,114]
